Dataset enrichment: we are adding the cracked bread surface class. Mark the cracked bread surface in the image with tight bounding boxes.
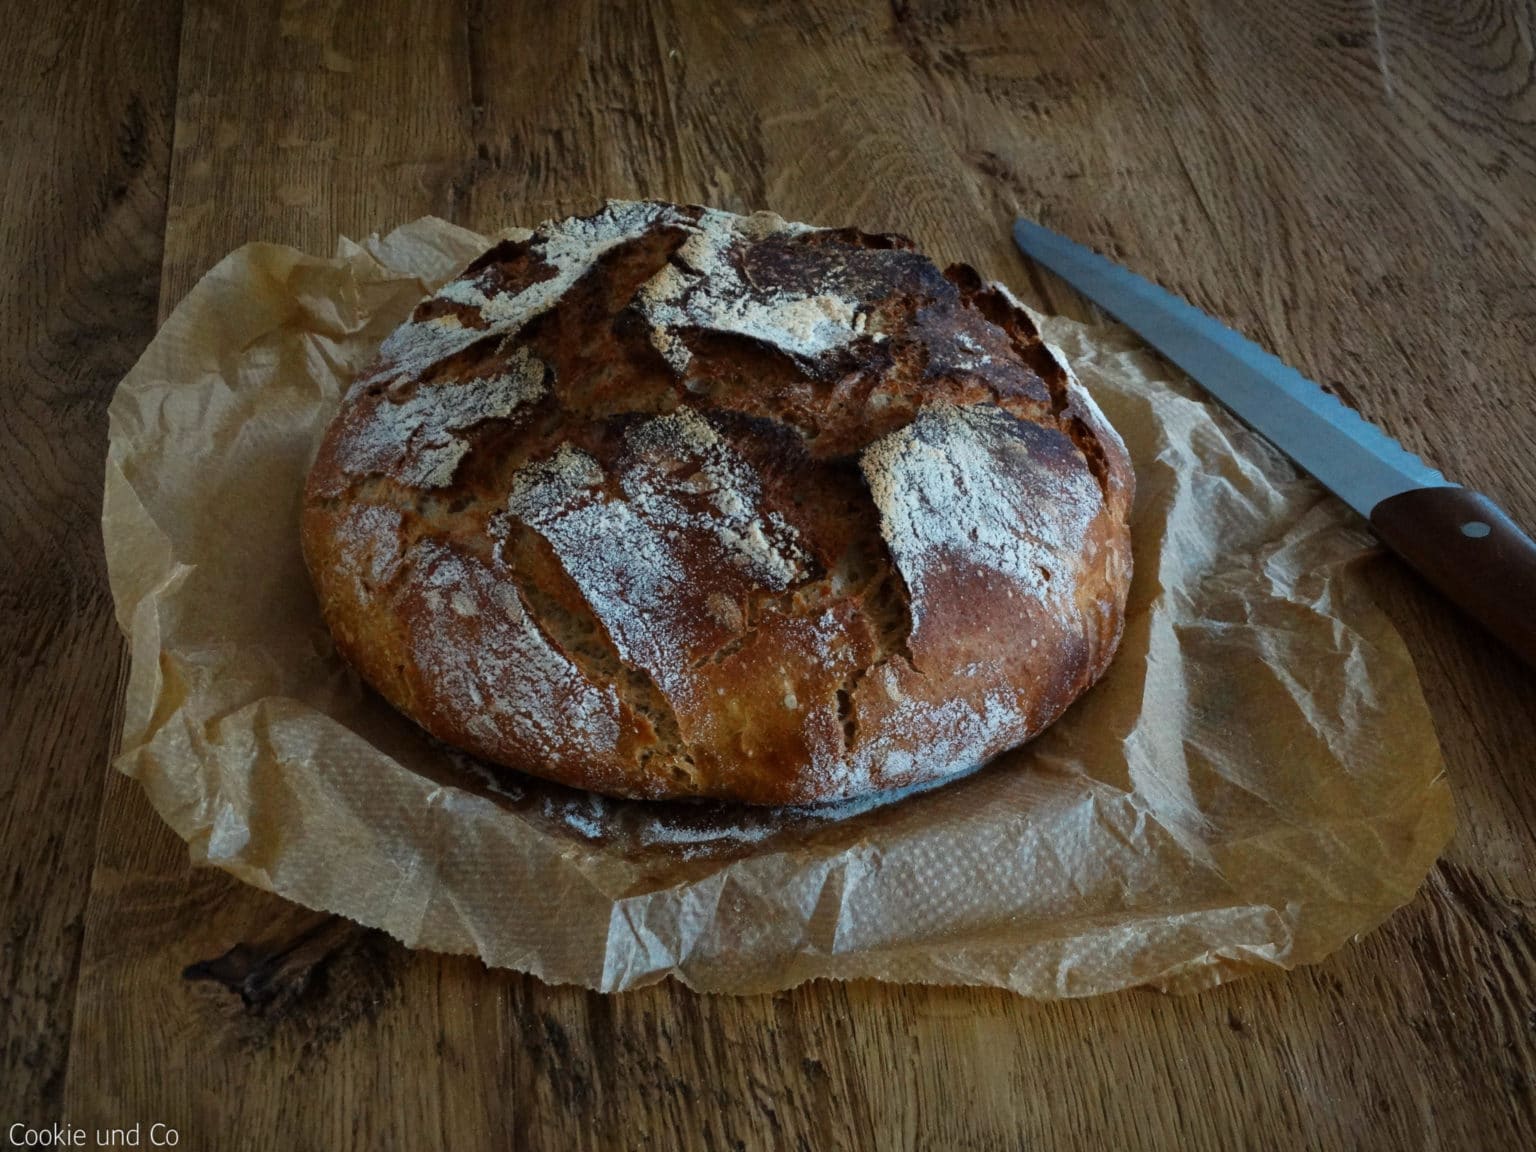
[301,200,1134,805]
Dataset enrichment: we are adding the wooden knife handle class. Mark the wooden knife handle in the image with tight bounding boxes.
[1370,486,1536,667]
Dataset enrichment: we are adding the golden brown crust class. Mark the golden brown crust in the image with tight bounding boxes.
[301,201,1134,805]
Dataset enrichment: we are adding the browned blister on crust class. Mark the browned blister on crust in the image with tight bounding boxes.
[301,200,1134,805]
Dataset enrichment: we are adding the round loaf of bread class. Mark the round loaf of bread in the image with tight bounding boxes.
[302,201,1133,805]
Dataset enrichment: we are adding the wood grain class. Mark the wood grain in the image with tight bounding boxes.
[0,0,181,1123]
[158,0,476,310]
[3,0,1534,1147]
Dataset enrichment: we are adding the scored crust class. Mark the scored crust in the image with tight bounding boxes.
[301,200,1134,805]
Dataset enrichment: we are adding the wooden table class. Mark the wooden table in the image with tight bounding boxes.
[5,1,1533,1147]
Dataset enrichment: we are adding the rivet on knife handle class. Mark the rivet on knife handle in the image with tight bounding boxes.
[1370,487,1536,666]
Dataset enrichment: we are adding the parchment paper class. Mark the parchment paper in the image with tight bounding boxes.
[101,217,1453,996]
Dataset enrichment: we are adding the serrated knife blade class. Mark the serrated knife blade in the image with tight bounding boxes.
[1012,216,1536,666]
[1013,217,1444,517]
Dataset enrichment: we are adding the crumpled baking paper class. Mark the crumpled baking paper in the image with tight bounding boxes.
[101,217,1453,996]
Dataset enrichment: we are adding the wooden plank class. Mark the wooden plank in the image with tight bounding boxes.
[52,0,1536,1147]
[157,0,478,310]
[59,0,476,1140]
[0,0,182,1123]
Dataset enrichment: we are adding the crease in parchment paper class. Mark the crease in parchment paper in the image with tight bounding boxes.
[101,217,1453,997]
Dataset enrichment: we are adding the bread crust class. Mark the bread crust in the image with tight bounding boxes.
[302,201,1133,804]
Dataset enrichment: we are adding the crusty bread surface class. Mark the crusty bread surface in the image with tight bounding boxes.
[302,200,1133,805]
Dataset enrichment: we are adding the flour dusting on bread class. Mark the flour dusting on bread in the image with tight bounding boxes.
[636,207,860,372]
[436,200,686,333]
[407,539,626,763]
[373,201,686,384]
[621,406,808,588]
[336,345,547,488]
[506,407,811,716]
[860,403,1100,639]
[828,679,1025,800]
[329,502,406,604]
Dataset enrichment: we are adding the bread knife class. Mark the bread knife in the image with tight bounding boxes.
[1013,217,1536,667]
